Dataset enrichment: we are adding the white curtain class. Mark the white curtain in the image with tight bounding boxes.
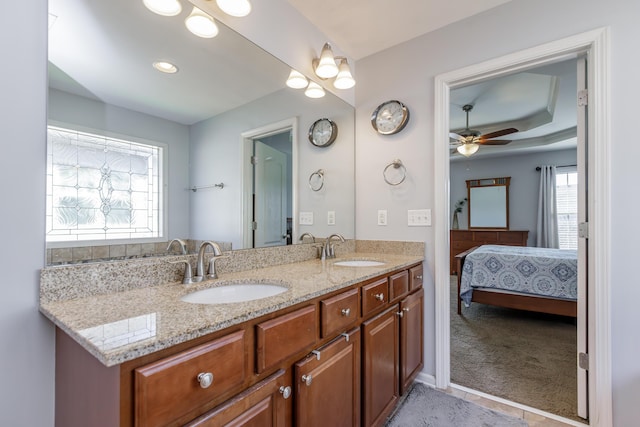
[536,165,559,248]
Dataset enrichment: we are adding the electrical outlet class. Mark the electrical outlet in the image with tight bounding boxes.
[377,210,388,226]
[299,212,313,225]
[408,209,431,226]
[327,211,336,225]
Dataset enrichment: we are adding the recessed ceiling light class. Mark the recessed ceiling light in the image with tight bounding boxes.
[153,61,179,74]
[143,0,182,17]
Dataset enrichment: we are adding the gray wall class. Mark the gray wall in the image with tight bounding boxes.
[47,89,191,241]
[450,148,578,245]
[0,0,54,425]
[354,0,640,424]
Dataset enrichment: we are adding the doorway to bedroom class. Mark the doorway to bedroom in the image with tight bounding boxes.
[433,29,612,426]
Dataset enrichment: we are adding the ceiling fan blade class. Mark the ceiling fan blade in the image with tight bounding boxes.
[479,127,518,140]
[449,132,466,143]
[478,139,511,145]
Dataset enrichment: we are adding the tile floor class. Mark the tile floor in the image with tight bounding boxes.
[445,385,588,427]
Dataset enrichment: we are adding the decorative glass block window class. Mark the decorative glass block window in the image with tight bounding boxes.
[46,126,163,243]
[556,169,578,250]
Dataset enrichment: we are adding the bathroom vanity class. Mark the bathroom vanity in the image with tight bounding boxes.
[41,249,424,427]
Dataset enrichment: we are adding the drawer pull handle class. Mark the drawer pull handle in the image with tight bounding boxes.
[415,275,423,280]
[279,386,292,399]
[396,311,404,318]
[197,372,214,389]
[341,308,351,316]
[374,293,385,301]
[301,374,313,386]
[403,307,410,313]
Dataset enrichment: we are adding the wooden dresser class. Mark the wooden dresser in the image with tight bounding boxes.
[450,229,529,274]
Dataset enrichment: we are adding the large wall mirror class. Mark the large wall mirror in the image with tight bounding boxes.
[46,0,355,263]
[467,177,510,229]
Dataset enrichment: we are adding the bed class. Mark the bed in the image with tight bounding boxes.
[455,245,577,317]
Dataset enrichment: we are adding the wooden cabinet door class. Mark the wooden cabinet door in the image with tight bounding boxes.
[400,288,424,395]
[185,369,291,427]
[294,328,360,427]
[362,305,399,427]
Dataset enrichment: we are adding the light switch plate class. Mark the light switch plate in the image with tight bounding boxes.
[408,209,431,226]
[327,211,336,225]
[377,210,388,226]
[299,211,313,225]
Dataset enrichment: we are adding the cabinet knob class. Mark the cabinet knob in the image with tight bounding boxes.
[374,293,385,302]
[279,385,292,399]
[341,308,351,316]
[415,275,423,280]
[396,311,404,318]
[403,307,410,312]
[301,374,313,386]
[197,372,214,389]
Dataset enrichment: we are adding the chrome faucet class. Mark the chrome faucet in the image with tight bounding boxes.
[322,234,345,260]
[194,241,225,282]
[166,238,187,255]
[299,232,316,243]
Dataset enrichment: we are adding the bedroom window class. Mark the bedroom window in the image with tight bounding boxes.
[46,126,164,244]
[555,170,578,250]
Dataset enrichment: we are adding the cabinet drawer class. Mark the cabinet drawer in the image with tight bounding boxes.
[451,230,473,240]
[452,241,471,250]
[472,231,498,241]
[256,305,317,374]
[320,288,358,338]
[389,271,409,302]
[361,278,388,316]
[409,265,423,291]
[135,330,246,427]
[498,232,527,244]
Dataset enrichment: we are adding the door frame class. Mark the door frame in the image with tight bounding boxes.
[433,28,611,424]
[241,118,298,249]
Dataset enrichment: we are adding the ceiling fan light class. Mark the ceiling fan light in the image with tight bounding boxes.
[315,43,338,79]
[457,143,479,157]
[143,0,182,16]
[305,82,325,99]
[216,0,252,17]
[185,7,219,38]
[286,69,308,89]
[333,59,355,89]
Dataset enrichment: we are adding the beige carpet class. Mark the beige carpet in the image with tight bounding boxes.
[450,276,580,421]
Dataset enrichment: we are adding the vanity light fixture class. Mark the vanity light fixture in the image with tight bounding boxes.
[153,61,179,74]
[185,7,219,38]
[457,142,480,157]
[216,0,252,17]
[304,82,325,99]
[143,0,182,16]
[314,43,339,79]
[333,58,355,89]
[286,69,308,89]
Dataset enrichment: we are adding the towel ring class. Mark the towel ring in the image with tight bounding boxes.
[309,169,325,191]
[383,159,406,186]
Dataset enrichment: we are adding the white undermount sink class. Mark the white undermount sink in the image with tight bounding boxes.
[333,260,385,267]
[181,282,288,304]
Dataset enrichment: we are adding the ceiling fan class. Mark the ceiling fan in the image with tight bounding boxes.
[450,104,518,157]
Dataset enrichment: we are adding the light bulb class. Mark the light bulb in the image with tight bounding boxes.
[286,70,308,89]
[333,59,355,89]
[305,82,325,99]
[216,0,252,17]
[456,143,480,157]
[185,7,219,38]
[314,43,338,79]
[143,0,182,16]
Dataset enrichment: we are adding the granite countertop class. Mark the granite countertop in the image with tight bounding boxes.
[40,253,423,367]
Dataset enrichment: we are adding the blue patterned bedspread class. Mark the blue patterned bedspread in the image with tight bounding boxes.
[460,245,578,306]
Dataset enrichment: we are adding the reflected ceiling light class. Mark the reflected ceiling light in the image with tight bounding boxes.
[333,58,355,89]
[143,0,182,16]
[185,7,219,38]
[305,82,325,99]
[286,69,308,89]
[216,0,252,17]
[153,61,179,74]
[456,142,480,157]
[314,43,339,79]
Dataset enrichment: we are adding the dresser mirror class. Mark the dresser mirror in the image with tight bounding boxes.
[466,177,510,229]
[46,0,355,263]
